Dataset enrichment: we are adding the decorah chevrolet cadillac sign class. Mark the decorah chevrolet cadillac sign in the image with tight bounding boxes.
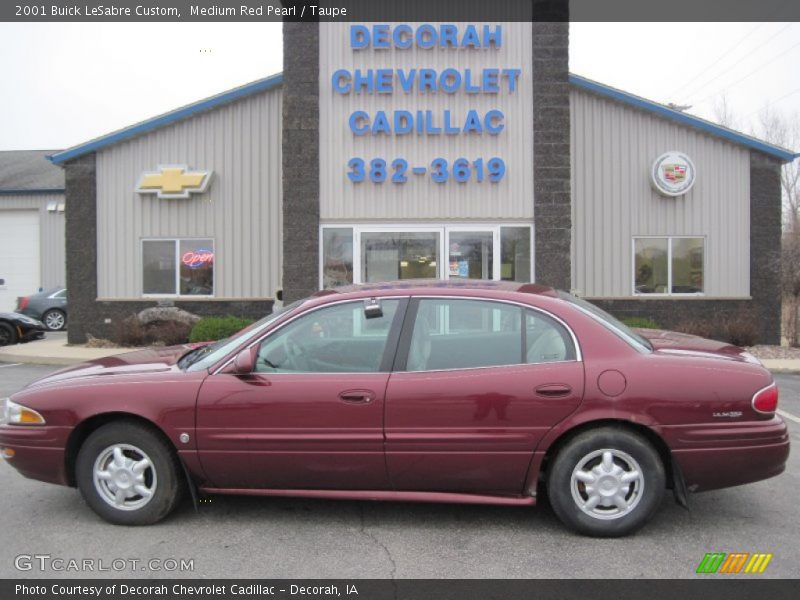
[650,150,696,197]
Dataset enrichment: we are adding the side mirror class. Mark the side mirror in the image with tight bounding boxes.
[233,347,256,374]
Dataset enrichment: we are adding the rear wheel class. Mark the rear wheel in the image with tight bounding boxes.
[76,421,183,525]
[42,309,66,331]
[0,322,17,346]
[547,427,665,537]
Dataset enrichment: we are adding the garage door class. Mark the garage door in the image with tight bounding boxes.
[0,210,40,312]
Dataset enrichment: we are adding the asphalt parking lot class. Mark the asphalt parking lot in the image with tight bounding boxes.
[0,363,798,579]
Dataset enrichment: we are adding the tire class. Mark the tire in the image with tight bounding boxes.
[0,322,17,346]
[75,421,184,525]
[546,427,665,537]
[42,309,66,331]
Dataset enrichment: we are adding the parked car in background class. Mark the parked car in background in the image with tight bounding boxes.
[0,311,46,346]
[17,288,67,331]
[0,281,789,536]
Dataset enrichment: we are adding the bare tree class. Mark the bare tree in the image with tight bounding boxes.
[712,94,740,130]
[756,107,800,232]
[755,107,800,345]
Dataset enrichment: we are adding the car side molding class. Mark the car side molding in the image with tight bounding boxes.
[197,487,537,507]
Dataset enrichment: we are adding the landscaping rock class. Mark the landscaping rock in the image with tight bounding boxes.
[136,307,201,326]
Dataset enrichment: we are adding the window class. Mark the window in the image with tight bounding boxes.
[559,291,651,353]
[500,226,531,282]
[321,224,533,288]
[255,299,401,373]
[322,228,353,288]
[361,231,440,282]
[142,239,214,296]
[448,231,492,279]
[525,309,577,364]
[405,298,575,372]
[633,237,704,295]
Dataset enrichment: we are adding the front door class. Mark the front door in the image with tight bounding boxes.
[385,297,584,494]
[196,298,406,490]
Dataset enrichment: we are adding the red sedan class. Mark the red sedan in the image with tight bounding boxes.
[0,282,789,536]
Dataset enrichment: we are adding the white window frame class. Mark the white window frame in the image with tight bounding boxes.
[141,237,216,298]
[631,236,706,297]
[319,223,534,288]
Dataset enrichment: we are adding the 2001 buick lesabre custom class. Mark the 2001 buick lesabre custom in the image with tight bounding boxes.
[0,281,790,536]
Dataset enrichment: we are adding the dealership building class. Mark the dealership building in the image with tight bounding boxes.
[0,151,66,312]
[47,23,797,344]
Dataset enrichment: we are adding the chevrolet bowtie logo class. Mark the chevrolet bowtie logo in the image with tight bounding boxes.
[136,165,213,199]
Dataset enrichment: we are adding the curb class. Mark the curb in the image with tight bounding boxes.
[0,354,90,366]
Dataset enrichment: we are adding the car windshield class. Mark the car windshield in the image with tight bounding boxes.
[181,299,306,372]
[558,291,653,353]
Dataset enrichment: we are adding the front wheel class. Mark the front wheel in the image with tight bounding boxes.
[0,322,17,346]
[76,421,183,525]
[547,427,665,537]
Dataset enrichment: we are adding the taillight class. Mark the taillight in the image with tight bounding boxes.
[17,296,29,311]
[752,383,779,414]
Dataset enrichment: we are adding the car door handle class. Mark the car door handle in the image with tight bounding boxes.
[535,384,572,398]
[338,390,376,404]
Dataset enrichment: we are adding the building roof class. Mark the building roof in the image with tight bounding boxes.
[47,70,797,166]
[570,74,799,162]
[48,72,283,165]
[0,150,65,193]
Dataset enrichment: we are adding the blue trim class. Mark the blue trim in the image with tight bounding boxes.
[570,74,799,162]
[48,73,283,165]
[0,188,64,195]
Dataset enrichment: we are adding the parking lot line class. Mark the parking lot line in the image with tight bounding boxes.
[777,409,800,425]
[0,363,22,369]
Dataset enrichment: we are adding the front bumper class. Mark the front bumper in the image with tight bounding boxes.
[666,416,790,492]
[19,326,46,343]
[0,424,71,486]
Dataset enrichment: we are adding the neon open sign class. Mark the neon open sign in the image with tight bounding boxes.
[182,249,214,269]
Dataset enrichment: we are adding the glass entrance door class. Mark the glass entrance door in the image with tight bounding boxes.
[446,230,495,280]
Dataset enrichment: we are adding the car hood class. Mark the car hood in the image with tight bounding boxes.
[28,344,208,387]
[636,329,759,364]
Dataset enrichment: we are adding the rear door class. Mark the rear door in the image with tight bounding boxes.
[196,297,407,490]
[384,297,584,494]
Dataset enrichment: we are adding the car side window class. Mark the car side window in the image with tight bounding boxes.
[406,299,522,371]
[524,310,576,364]
[254,299,400,373]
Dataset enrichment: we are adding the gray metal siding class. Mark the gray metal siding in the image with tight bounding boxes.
[0,193,65,289]
[319,22,534,222]
[96,88,283,298]
[570,88,750,298]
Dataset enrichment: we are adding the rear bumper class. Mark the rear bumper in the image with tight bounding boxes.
[0,425,71,486]
[667,416,790,492]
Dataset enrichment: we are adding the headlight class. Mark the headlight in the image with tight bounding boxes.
[0,398,46,425]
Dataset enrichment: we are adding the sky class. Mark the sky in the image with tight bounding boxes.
[0,21,798,151]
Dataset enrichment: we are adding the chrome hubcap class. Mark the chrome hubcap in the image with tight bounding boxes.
[93,444,156,511]
[570,449,643,520]
[45,312,64,329]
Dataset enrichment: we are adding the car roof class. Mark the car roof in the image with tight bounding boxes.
[312,280,559,298]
